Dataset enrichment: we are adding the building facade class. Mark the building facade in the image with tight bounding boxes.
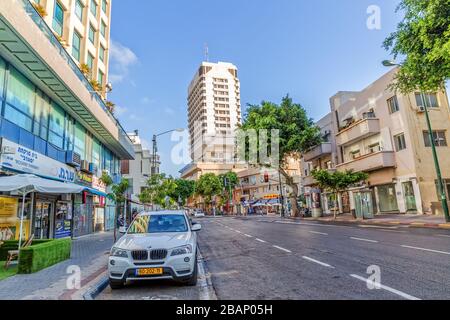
[188,61,242,164]
[303,68,450,218]
[0,0,134,241]
[31,0,111,96]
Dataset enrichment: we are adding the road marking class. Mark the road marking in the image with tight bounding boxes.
[401,245,450,255]
[309,231,328,236]
[256,238,267,243]
[244,234,253,238]
[437,234,450,238]
[302,256,334,269]
[350,237,379,243]
[350,274,421,301]
[273,245,292,253]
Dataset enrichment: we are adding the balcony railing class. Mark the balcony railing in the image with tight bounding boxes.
[20,0,134,157]
[337,151,396,173]
[303,143,332,162]
[336,118,380,147]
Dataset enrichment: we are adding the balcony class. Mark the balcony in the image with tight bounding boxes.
[0,0,134,159]
[303,143,332,162]
[336,151,396,173]
[336,118,380,147]
[303,175,317,187]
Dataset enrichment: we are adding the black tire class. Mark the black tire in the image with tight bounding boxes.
[109,279,124,290]
[181,253,199,287]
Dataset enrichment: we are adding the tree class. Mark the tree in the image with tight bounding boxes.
[170,179,196,207]
[241,95,322,216]
[195,173,223,214]
[311,169,368,220]
[383,0,450,93]
[139,174,178,209]
[101,175,129,242]
[218,172,238,213]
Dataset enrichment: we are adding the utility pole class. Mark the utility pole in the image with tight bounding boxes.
[152,134,157,177]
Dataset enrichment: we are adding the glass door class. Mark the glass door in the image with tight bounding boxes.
[34,202,52,239]
[354,191,374,219]
[403,182,417,212]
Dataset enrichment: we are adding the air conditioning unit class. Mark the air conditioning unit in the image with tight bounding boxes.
[418,106,426,113]
[80,160,90,173]
[66,151,81,167]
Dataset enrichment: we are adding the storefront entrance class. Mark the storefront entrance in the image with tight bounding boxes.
[34,202,53,239]
[403,181,417,212]
[377,184,399,213]
[354,191,374,219]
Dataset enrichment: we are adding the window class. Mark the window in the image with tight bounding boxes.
[33,90,50,139]
[92,138,101,169]
[99,45,105,62]
[415,93,439,109]
[87,52,94,73]
[72,31,81,61]
[394,133,407,152]
[5,67,35,131]
[74,123,86,160]
[0,57,5,99]
[350,150,361,159]
[88,24,95,44]
[98,70,104,86]
[387,96,399,114]
[65,116,75,151]
[90,0,97,16]
[368,143,381,154]
[423,130,448,147]
[100,21,106,38]
[75,0,83,21]
[48,102,65,148]
[52,1,64,36]
[102,0,107,13]
[128,215,188,234]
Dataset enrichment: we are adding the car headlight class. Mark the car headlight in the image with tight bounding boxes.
[110,247,129,258]
[171,244,193,256]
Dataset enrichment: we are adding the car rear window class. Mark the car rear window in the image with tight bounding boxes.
[128,215,188,234]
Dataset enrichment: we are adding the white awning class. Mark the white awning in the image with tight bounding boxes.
[0,174,85,195]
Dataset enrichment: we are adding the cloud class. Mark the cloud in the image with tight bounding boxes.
[164,107,175,115]
[109,40,138,84]
[140,97,155,105]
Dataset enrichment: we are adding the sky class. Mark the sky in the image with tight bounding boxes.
[107,0,404,177]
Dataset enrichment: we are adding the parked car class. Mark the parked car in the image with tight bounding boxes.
[108,211,202,289]
[193,210,206,218]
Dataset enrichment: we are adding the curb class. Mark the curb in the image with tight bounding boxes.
[197,245,218,300]
[82,276,109,300]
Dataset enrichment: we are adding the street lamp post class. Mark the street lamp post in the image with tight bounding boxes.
[383,60,450,223]
[151,129,184,177]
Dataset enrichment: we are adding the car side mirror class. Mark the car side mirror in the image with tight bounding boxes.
[191,224,202,232]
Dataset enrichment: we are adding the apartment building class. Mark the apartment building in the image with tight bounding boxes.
[31,0,111,96]
[0,1,134,240]
[326,68,450,218]
[187,61,242,164]
[121,131,160,201]
[301,113,338,217]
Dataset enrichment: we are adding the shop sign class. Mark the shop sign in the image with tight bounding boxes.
[76,171,93,186]
[92,176,106,193]
[0,196,18,241]
[263,194,279,200]
[0,139,76,182]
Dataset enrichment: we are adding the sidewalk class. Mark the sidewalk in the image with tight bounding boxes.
[295,213,450,230]
[0,231,114,300]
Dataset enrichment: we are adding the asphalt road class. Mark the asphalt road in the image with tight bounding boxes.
[96,216,450,300]
[198,216,450,300]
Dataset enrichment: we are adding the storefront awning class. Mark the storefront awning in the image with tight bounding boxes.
[83,187,108,197]
[0,174,84,194]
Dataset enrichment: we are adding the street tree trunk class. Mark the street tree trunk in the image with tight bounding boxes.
[279,168,300,217]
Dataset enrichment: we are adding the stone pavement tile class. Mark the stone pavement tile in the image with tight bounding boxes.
[0,231,113,300]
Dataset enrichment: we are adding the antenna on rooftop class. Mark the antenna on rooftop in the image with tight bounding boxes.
[204,43,209,62]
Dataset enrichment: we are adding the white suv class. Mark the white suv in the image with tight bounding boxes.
[108,211,201,289]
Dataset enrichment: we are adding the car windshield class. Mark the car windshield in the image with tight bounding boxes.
[128,215,188,234]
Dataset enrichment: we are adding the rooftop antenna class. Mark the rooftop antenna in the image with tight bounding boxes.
[204,43,209,62]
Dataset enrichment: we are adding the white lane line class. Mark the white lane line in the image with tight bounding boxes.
[401,245,450,255]
[309,231,328,236]
[302,256,335,269]
[273,245,292,253]
[350,274,421,301]
[350,237,379,243]
[437,234,450,238]
[244,234,253,238]
[256,238,267,243]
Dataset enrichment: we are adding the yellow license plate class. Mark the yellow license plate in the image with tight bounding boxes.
[136,268,163,276]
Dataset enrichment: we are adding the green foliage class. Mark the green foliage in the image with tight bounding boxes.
[99,171,113,187]
[109,178,129,205]
[195,173,223,206]
[0,240,51,260]
[311,169,368,193]
[18,239,71,274]
[139,174,186,209]
[170,179,196,206]
[218,172,238,203]
[384,0,450,93]
[241,95,322,163]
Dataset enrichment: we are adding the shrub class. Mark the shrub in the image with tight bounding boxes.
[18,239,72,274]
[0,240,50,261]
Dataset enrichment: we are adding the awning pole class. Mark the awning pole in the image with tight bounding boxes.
[18,192,27,250]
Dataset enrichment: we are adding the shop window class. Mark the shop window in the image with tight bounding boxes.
[33,90,50,139]
[49,102,65,149]
[74,122,86,160]
[377,184,399,212]
[0,57,5,99]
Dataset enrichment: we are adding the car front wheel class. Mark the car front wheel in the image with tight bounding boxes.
[183,259,198,286]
